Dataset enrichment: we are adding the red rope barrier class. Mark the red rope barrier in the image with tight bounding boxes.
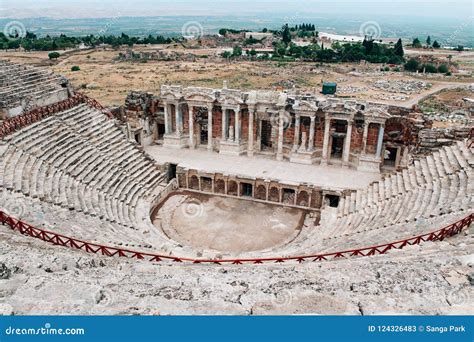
[0,210,471,265]
[0,93,112,139]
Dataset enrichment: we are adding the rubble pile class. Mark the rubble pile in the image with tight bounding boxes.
[337,85,368,94]
[371,80,430,94]
[425,110,472,125]
[418,127,471,150]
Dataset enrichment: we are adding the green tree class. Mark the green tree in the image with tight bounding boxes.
[412,38,422,48]
[48,51,60,60]
[394,38,404,57]
[221,51,232,60]
[432,40,440,48]
[426,36,431,47]
[281,24,291,45]
[404,58,419,72]
[232,45,242,57]
[71,65,80,71]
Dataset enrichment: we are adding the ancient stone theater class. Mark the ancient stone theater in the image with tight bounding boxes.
[0,59,472,314]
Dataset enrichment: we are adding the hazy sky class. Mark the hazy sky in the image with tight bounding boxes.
[1,0,472,19]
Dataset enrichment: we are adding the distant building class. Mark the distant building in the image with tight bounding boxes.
[244,32,273,40]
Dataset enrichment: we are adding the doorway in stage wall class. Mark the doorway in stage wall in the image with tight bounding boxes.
[384,146,398,167]
[196,109,208,147]
[168,163,177,181]
[330,135,344,159]
[261,120,273,150]
[240,183,253,197]
[200,122,208,146]
[157,123,165,140]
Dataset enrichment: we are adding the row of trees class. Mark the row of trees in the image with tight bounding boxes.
[404,58,450,74]
[291,24,316,32]
[0,32,174,51]
[412,36,441,49]
[271,32,405,64]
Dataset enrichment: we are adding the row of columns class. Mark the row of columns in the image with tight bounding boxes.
[163,103,385,163]
[361,121,385,158]
[221,106,242,143]
[292,114,316,152]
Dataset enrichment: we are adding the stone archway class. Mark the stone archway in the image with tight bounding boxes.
[215,179,225,194]
[255,184,267,200]
[297,190,309,207]
[201,177,212,192]
[189,175,199,190]
[228,180,238,196]
[269,186,280,202]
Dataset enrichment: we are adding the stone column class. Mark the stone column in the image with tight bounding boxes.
[248,107,255,156]
[207,106,213,151]
[321,117,331,166]
[342,120,353,167]
[188,105,195,148]
[221,109,227,140]
[308,116,316,151]
[175,103,182,136]
[293,114,301,151]
[375,123,385,159]
[361,121,369,155]
[164,103,170,134]
[276,110,285,161]
[235,106,241,143]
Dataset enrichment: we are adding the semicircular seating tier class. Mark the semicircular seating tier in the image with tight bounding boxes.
[0,59,70,115]
[0,102,169,229]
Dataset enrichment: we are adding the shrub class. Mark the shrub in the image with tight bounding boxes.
[423,63,437,73]
[48,52,60,60]
[71,65,81,71]
[437,64,448,73]
[404,58,419,72]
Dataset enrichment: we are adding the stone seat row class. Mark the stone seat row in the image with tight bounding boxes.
[0,103,168,228]
[338,142,471,218]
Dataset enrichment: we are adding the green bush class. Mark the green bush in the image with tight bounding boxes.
[437,64,448,73]
[71,65,80,71]
[404,58,419,72]
[48,52,60,60]
[423,63,438,73]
